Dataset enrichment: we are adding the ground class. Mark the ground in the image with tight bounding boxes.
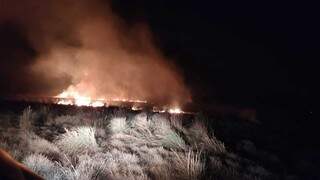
[0,101,289,180]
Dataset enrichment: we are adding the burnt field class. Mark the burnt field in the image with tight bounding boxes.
[1,100,315,180]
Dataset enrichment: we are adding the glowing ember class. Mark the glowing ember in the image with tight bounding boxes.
[113,98,147,103]
[91,101,105,107]
[131,105,143,111]
[152,107,166,113]
[57,99,73,105]
[168,107,183,114]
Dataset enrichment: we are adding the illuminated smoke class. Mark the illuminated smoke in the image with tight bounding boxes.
[0,0,190,106]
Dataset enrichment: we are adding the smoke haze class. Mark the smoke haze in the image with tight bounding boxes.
[0,0,190,106]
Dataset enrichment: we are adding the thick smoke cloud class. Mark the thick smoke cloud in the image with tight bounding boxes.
[0,0,190,105]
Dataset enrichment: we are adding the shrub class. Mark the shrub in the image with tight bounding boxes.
[55,127,99,156]
[151,115,186,149]
[23,154,56,179]
[134,146,171,180]
[28,137,62,162]
[109,117,128,133]
[171,149,205,180]
[92,150,147,179]
[186,121,225,154]
[0,133,28,161]
[19,107,34,132]
[75,154,110,180]
[24,153,80,180]
[125,113,186,150]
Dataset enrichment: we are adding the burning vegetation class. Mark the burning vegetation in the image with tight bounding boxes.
[54,83,187,114]
[0,0,285,179]
[0,0,191,108]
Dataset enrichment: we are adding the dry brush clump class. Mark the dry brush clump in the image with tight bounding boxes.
[186,120,226,154]
[171,149,205,180]
[0,107,273,180]
[19,106,35,133]
[23,153,64,180]
[55,127,99,156]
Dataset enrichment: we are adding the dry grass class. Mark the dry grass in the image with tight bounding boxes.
[171,149,204,180]
[19,106,34,132]
[55,127,99,156]
[0,107,272,180]
[23,153,61,179]
[187,121,226,154]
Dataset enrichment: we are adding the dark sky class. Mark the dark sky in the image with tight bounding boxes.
[0,0,318,108]
[115,0,320,161]
[113,0,319,107]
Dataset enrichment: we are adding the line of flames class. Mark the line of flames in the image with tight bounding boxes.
[55,90,185,114]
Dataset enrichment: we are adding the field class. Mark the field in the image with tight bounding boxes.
[0,101,278,180]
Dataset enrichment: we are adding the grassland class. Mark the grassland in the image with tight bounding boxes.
[0,104,275,180]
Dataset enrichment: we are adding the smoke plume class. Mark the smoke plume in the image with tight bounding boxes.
[0,0,190,106]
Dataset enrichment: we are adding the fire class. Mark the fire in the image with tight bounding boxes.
[91,101,105,107]
[55,86,186,114]
[131,105,143,111]
[56,86,105,107]
[55,86,148,108]
[168,107,183,114]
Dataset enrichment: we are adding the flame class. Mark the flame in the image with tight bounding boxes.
[168,107,183,114]
[56,86,105,107]
[55,85,147,108]
[55,86,186,114]
[131,105,143,111]
[57,99,73,105]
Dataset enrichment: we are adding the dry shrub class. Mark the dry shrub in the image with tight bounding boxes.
[186,121,226,154]
[109,117,128,133]
[171,149,205,180]
[19,107,34,132]
[23,154,57,179]
[28,137,62,162]
[55,127,99,156]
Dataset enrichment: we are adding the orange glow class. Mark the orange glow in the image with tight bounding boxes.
[56,86,105,107]
[57,99,73,105]
[91,101,105,107]
[55,86,187,114]
[168,107,183,114]
[55,86,146,107]
[152,107,166,113]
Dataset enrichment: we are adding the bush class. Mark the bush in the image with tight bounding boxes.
[19,107,34,132]
[0,107,275,180]
[55,127,99,156]
[123,113,186,150]
[186,121,226,154]
[75,154,110,180]
[23,154,56,179]
[171,149,205,180]
[109,117,128,133]
[28,137,62,162]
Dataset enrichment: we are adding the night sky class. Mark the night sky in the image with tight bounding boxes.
[0,0,318,109]
[113,0,319,110]
[114,0,320,170]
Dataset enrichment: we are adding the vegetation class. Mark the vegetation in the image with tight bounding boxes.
[0,106,274,180]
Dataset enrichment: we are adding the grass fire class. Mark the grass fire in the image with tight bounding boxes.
[1,0,316,179]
